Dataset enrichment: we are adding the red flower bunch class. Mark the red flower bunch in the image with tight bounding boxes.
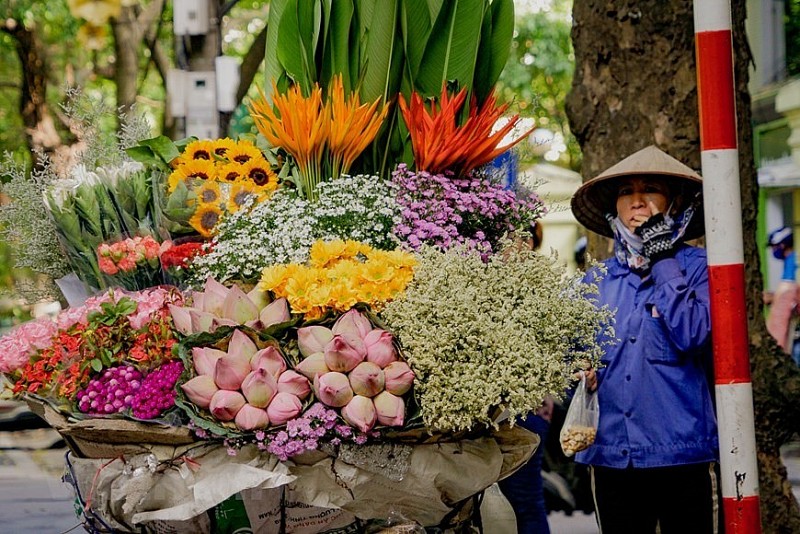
[160,241,205,270]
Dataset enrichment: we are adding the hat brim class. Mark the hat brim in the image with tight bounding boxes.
[570,171,704,240]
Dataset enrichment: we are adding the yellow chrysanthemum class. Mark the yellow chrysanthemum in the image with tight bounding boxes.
[328,281,360,311]
[226,140,263,165]
[212,138,238,159]
[183,140,217,162]
[360,258,395,284]
[189,203,223,237]
[196,181,222,205]
[309,240,349,268]
[240,157,278,189]
[168,159,217,192]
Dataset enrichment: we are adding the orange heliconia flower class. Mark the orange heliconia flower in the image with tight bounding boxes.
[398,84,536,176]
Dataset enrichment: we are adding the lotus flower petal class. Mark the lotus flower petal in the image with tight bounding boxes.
[192,293,205,312]
[295,352,330,380]
[297,325,334,358]
[222,284,260,324]
[341,395,377,433]
[332,309,373,341]
[348,362,384,397]
[227,329,258,361]
[260,298,290,328]
[202,277,229,315]
[234,403,270,430]
[209,389,246,421]
[169,304,194,335]
[189,310,216,333]
[266,392,302,426]
[192,347,227,376]
[363,329,398,368]
[214,352,251,390]
[277,370,311,400]
[250,346,287,377]
[241,368,278,408]
[247,286,270,311]
[324,334,365,372]
[181,375,219,408]
[373,391,405,427]
[212,317,238,330]
[313,372,353,407]
[383,362,415,396]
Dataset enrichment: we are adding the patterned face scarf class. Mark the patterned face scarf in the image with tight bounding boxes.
[606,194,700,271]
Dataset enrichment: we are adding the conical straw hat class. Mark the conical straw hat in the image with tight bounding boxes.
[570,145,704,239]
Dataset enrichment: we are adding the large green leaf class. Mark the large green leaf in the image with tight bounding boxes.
[415,0,485,97]
[264,0,290,101]
[485,0,514,93]
[322,0,355,91]
[361,0,403,104]
[400,0,434,84]
[276,0,320,94]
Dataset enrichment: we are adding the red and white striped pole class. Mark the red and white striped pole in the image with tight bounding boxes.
[693,1,762,532]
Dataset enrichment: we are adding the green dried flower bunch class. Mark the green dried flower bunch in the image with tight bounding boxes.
[381,243,615,434]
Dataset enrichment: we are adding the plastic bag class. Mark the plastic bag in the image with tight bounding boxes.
[559,372,599,457]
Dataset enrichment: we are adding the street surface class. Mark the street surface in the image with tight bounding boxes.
[1,426,798,533]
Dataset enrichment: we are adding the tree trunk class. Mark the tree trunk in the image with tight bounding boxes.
[567,1,800,531]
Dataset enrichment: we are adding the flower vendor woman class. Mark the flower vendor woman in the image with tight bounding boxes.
[570,146,720,533]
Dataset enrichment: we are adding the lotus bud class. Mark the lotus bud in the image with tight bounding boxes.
[297,325,333,358]
[260,298,290,328]
[202,277,229,316]
[189,310,215,333]
[332,309,373,342]
[227,329,258,361]
[295,353,330,380]
[169,304,193,335]
[192,293,205,312]
[363,329,398,368]
[348,362,385,397]
[234,403,270,431]
[209,390,246,421]
[222,284,260,324]
[267,392,302,426]
[192,347,227,376]
[341,395,377,433]
[384,362,415,396]
[277,370,311,399]
[313,372,354,407]
[241,368,278,408]
[324,334,365,373]
[181,375,219,408]
[373,391,405,427]
[212,317,238,330]
[247,286,270,311]
[214,352,251,390]
[250,346,287,377]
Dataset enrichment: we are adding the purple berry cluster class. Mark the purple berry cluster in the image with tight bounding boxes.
[392,164,546,256]
[130,360,184,419]
[76,365,143,415]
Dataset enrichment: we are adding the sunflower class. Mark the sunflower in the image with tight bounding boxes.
[212,138,238,159]
[218,162,246,183]
[240,157,278,189]
[227,182,265,213]
[196,181,222,205]
[226,140,263,165]
[189,203,223,237]
[168,159,217,192]
[182,140,217,162]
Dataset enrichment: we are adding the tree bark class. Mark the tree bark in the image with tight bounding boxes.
[566,1,800,531]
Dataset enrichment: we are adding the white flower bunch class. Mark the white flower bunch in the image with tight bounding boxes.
[188,174,401,285]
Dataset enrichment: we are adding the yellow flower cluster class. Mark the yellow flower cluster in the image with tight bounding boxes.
[167,138,280,237]
[259,240,416,319]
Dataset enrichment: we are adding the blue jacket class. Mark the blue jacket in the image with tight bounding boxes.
[576,245,719,468]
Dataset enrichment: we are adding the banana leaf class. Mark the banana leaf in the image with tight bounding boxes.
[321,0,355,93]
[276,0,321,95]
[474,0,514,102]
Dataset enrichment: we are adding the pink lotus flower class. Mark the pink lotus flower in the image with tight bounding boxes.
[250,346,287,378]
[348,362,385,397]
[192,347,226,376]
[201,277,229,316]
[363,329,398,368]
[383,361,415,395]
[227,329,258,360]
[209,390,246,421]
[295,353,330,380]
[234,403,270,430]
[181,375,219,408]
[313,372,354,407]
[241,368,278,408]
[189,310,216,333]
[222,284,260,324]
[214,352,251,390]
[297,325,333,358]
[267,392,302,426]
[341,395,377,433]
[332,309,372,341]
[169,304,193,335]
[277,370,311,399]
[260,298,290,327]
[324,334,365,372]
[373,391,405,427]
